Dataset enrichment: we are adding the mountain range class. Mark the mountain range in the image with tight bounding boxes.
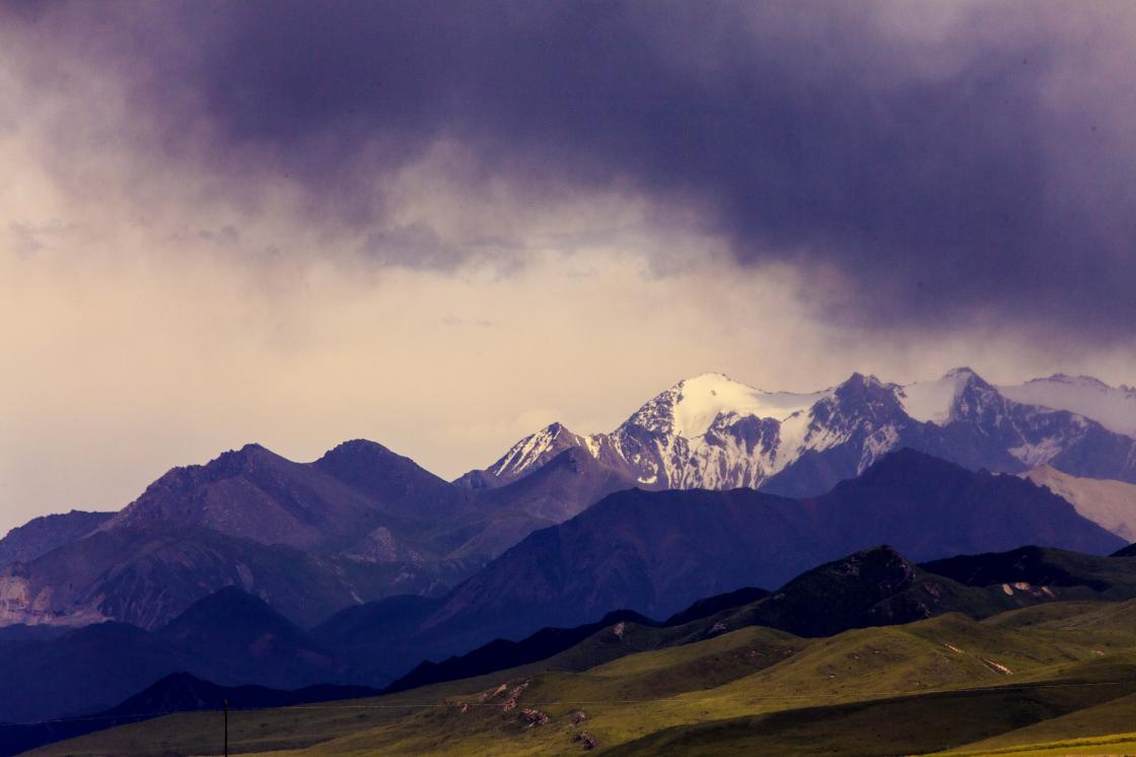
[462,368,1136,499]
[1,449,1128,729]
[0,441,620,629]
[2,367,1135,636]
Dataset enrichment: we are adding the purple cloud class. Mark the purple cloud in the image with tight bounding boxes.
[5,0,1135,341]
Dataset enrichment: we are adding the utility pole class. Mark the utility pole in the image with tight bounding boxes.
[223,699,229,757]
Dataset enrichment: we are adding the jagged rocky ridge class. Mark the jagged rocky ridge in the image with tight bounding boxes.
[462,368,1136,498]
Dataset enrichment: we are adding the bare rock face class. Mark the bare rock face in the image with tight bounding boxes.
[479,683,508,703]
[0,573,98,627]
[501,680,529,712]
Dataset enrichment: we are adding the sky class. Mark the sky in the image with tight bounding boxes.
[2,1,1136,533]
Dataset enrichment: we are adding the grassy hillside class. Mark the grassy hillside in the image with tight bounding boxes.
[34,599,1136,756]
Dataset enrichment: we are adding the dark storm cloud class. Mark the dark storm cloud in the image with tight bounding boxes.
[7,0,1136,339]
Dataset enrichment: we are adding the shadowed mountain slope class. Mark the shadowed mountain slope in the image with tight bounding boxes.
[387,543,1136,696]
[416,450,1122,653]
[0,672,378,756]
[923,545,1136,597]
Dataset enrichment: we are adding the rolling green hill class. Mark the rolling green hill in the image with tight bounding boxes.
[33,597,1136,756]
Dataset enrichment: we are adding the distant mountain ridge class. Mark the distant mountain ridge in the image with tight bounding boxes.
[0,439,619,630]
[0,510,112,567]
[0,587,348,725]
[101,441,471,556]
[461,368,1136,499]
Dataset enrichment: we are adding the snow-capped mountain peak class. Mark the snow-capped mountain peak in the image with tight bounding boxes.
[625,372,830,439]
[485,422,590,484]
[463,366,1136,499]
[898,366,989,425]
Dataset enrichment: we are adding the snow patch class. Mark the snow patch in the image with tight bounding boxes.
[859,425,900,472]
[1009,437,1064,467]
[981,658,1013,675]
[898,370,975,425]
[775,411,812,465]
[655,373,828,438]
[490,423,577,478]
